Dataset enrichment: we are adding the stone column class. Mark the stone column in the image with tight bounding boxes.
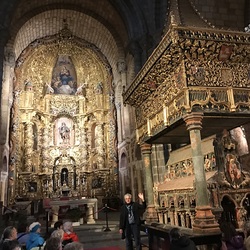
[86,203,96,224]
[183,112,220,234]
[180,213,185,227]
[51,205,59,226]
[0,47,15,145]
[117,60,129,140]
[158,213,163,223]
[136,162,143,193]
[174,212,178,226]
[140,143,158,223]
[169,211,174,225]
[1,47,15,204]
[115,102,122,143]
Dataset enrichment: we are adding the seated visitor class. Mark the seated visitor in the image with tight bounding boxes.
[51,229,64,240]
[45,220,63,240]
[62,221,79,247]
[26,222,44,250]
[17,223,29,247]
[1,239,22,250]
[0,226,18,249]
[169,227,197,250]
[44,237,62,250]
[220,221,244,250]
[63,242,84,250]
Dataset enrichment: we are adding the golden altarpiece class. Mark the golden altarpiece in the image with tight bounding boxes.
[8,26,118,206]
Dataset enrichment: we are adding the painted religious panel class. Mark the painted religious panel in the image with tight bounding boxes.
[51,55,77,95]
[55,117,74,146]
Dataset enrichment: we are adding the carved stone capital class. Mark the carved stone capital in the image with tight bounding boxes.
[140,143,152,155]
[4,47,15,66]
[183,112,203,131]
[117,60,127,74]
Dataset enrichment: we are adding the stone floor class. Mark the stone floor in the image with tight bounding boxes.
[50,211,148,249]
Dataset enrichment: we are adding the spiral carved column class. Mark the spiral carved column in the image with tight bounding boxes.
[41,120,50,173]
[96,123,104,169]
[24,122,34,172]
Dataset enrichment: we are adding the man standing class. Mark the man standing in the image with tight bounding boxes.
[119,193,146,250]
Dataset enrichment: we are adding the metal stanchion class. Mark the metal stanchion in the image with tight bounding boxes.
[103,204,111,232]
[45,209,50,234]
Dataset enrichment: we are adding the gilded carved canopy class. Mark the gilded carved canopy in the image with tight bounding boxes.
[124,25,250,144]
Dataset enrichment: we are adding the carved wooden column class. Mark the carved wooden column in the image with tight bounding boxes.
[24,122,34,172]
[140,143,158,223]
[42,117,50,173]
[183,112,220,234]
[96,123,104,169]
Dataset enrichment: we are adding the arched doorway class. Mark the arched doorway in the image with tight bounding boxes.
[220,196,237,228]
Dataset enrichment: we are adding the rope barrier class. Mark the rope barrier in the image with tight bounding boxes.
[48,204,118,219]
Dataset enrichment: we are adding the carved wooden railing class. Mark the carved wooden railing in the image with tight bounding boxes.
[136,87,250,143]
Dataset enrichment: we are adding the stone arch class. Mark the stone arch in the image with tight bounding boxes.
[119,151,130,196]
[10,9,125,73]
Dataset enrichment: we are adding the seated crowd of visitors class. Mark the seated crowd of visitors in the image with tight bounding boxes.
[0,220,84,250]
[2,217,250,250]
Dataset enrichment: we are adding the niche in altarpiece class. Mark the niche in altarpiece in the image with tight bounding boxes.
[54,117,74,146]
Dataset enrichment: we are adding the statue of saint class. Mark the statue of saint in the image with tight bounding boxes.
[59,122,70,144]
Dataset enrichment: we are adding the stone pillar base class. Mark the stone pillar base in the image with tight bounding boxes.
[145,205,158,223]
[192,206,220,234]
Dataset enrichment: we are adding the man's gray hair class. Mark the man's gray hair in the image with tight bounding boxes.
[124,193,132,199]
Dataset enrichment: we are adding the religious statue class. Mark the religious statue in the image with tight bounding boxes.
[95,82,103,94]
[59,122,70,144]
[221,129,237,153]
[24,79,33,91]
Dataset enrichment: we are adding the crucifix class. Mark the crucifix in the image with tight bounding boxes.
[62,171,67,183]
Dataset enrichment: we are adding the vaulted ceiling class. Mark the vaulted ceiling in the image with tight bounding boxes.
[0,0,167,73]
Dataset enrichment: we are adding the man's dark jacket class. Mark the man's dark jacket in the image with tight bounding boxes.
[119,201,146,230]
